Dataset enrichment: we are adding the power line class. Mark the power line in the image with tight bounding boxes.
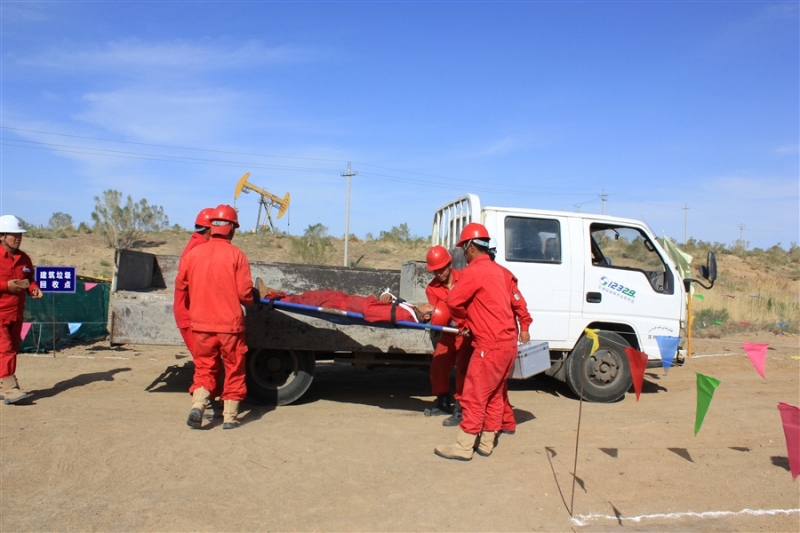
[1,125,602,195]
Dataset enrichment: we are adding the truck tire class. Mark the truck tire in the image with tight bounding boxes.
[565,330,631,403]
[246,349,315,406]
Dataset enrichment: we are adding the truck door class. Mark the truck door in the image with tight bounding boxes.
[582,222,683,349]
[495,214,570,341]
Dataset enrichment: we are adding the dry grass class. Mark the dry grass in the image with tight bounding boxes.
[693,254,799,335]
[21,230,799,334]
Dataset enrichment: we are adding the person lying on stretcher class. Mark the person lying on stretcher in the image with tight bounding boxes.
[255,278,451,326]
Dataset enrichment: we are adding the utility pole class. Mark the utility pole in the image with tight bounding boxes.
[574,204,581,212]
[738,223,746,248]
[683,204,690,243]
[342,162,357,267]
[599,189,608,215]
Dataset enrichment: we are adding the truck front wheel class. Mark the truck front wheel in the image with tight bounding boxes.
[246,349,315,406]
[565,330,631,402]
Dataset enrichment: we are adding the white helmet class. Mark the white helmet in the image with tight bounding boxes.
[0,215,26,233]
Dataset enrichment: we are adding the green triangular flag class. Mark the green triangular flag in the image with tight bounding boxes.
[695,372,721,435]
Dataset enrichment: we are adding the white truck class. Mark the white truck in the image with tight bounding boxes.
[432,194,716,402]
[108,194,716,405]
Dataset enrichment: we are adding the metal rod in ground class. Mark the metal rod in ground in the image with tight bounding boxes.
[569,339,590,516]
[52,293,56,357]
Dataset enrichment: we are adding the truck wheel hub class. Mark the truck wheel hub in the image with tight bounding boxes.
[591,352,618,383]
[266,357,283,372]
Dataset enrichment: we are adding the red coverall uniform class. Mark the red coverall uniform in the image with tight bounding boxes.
[173,231,207,355]
[446,254,518,435]
[175,237,253,401]
[426,269,472,398]
[0,249,38,378]
[281,290,418,323]
[498,264,532,432]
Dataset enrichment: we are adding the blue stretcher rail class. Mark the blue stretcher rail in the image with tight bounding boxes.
[257,297,459,335]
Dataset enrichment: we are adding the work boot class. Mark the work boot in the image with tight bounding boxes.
[187,387,210,429]
[222,400,240,430]
[424,394,453,417]
[203,398,223,420]
[1,376,30,405]
[434,428,477,461]
[442,400,462,427]
[476,430,498,457]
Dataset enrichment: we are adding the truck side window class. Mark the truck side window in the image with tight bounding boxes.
[505,217,561,263]
[589,224,673,294]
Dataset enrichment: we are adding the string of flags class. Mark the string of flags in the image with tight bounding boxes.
[20,322,84,340]
[584,327,800,480]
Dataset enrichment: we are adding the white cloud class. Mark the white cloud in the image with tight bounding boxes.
[452,132,549,159]
[74,87,249,143]
[16,39,321,75]
[774,144,799,156]
[703,175,799,202]
[0,3,49,23]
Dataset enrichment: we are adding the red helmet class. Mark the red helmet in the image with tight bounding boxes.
[210,204,239,228]
[430,301,452,327]
[426,245,452,271]
[457,222,490,247]
[194,207,214,228]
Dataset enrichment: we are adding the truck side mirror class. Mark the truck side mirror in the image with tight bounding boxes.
[699,252,717,283]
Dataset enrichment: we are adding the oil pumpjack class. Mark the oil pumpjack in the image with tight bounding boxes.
[233,172,290,233]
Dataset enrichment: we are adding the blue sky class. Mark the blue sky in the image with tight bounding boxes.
[1,1,798,250]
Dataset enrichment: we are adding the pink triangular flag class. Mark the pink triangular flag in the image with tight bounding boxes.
[742,342,768,380]
[777,403,800,480]
[20,322,32,341]
[624,347,648,401]
[84,283,98,291]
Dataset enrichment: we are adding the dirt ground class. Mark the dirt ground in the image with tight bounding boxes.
[1,332,798,532]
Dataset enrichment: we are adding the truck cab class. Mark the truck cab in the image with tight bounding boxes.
[433,194,713,402]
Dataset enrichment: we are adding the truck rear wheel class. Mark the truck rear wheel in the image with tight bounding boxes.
[246,349,315,406]
[565,330,631,402]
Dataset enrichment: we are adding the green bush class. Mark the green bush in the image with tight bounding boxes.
[695,307,730,329]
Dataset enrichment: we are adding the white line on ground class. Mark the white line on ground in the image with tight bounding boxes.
[572,507,800,526]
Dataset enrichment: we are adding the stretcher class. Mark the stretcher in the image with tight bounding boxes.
[257,297,460,335]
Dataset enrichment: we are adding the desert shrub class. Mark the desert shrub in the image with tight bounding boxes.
[288,223,333,264]
[48,212,74,230]
[378,223,428,247]
[694,307,730,329]
[91,190,169,249]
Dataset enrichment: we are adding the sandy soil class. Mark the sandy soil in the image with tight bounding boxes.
[1,332,798,532]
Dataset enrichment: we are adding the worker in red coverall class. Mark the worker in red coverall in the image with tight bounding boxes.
[494,259,531,435]
[440,248,532,431]
[255,281,438,325]
[423,245,472,421]
[173,207,213,358]
[174,207,223,416]
[0,215,43,404]
[175,204,255,430]
[435,223,521,460]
